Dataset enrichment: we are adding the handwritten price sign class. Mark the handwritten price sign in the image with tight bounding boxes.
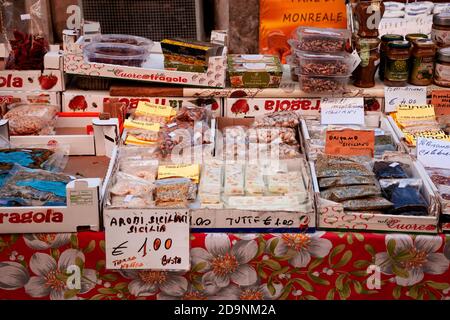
[321,97,364,125]
[325,129,375,157]
[105,209,190,270]
[384,87,427,113]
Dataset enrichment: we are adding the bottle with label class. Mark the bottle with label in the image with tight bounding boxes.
[432,12,450,48]
[353,37,381,88]
[409,39,436,86]
[379,34,404,81]
[434,47,450,87]
[384,40,411,87]
[354,0,385,38]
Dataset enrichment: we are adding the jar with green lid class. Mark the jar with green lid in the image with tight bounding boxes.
[409,39,436,86]
[432,12,450,48]
[406,33,428,43]
[384,40,411,87]
[353,37,381,88]
[434,47,450,87]
[379,34,403,81]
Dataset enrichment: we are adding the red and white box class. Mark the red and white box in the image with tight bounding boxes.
[62,89,223,116]
[0,91,61,107]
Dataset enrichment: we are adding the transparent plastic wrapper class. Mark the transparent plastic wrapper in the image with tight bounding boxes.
[375,135,397,156]
[315,154,374,178]
[253,111,300,128]
[154,177,191,207]
[119,145,163,161]
[131,114,169,126]
[340,196,393,211]
[298,75,350,94]
[248,127,298,145]
[198,162,223,204]
[2,0,50,70]
[0,164,73,207]
[175,106,210,123]
[110,172,154,198]
[278,143,301,159]
[267,172,290,194]
[381,182,428,216]
[291,27,351,53]
[84,42,149,67]
[427,168,450,202]
[223,194,305,211]
[119,160,158,182]
[4,103,59,136]
[224,163,244,196]
[294,51,352,76]
[319,176,377,189]
[92,34,153,49]
[373,161,410,179]
[320,185,381,202]
[245,165,266,195]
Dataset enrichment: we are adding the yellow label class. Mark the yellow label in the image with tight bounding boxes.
[158,164,200,183]
[124,119,160,132]
[125,135,157,146]
[136,101,174,118]
[396,104,436,124]
[404,131,449,146]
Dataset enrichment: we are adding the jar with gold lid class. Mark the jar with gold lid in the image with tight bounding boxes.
[384,40,411,87]
[379,34,403,81]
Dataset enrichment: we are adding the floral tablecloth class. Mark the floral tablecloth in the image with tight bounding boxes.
[0,231,449,300]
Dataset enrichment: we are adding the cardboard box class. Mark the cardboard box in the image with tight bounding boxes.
[0,91,61,107]
[0,69,64,92]
[0,119,120,234]
[63,31,227,88]
[62,89,223,116]
[300,112,405,161]
[311,152,439,234]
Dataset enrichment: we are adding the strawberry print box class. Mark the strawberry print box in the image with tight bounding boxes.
[0,69,64,92]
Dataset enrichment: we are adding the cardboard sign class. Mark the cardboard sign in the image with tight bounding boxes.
[396,104,436,124]
[259,0,347,61]
[105,209,190,270]
[325,129,375,157]
[431,90,450,117]
[321,98,364,125]
[384,87,427,113]
[136,101,175,118]
[417,137,450,169]
[158,164,200,183]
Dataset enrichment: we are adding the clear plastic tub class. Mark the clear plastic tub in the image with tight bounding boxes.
[291,27,351,53]
[294,51,352,76]
[92,34,153,49]
[84,42,149,67]
[298,75,350,93]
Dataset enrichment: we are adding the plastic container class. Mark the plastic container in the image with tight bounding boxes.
[92,34,153,49]
[295,51,352,76]
[292,27,351,53]
[83,42,149,67]
[298,74,350,93]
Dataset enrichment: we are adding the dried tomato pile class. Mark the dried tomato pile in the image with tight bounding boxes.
[5,30,48,70]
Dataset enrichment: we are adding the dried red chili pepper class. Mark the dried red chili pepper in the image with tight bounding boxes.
[5,30,48,70]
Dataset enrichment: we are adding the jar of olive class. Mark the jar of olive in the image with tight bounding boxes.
[409,39,436,86]
[379,34,404,81]
[384,40,411,87]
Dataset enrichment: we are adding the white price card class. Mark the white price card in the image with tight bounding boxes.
[417,138,450,170]
[105,209,190,270]
[384,86,427,113]
[321,97,365,125]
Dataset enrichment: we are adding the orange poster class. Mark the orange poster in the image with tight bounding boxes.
[431,90,450,118]
[325,129,375,157]
[259,0,348,62]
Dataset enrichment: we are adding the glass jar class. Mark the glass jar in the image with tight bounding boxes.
[432,12,450,48]
[354,0,385,38]
[434,47,450,87]
[384,40,411,87]
[379,34,404,81]
[353,37,381,88]
[406,33,428,44]
[409,39,436,86]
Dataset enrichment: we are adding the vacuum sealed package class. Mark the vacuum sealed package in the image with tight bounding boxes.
[109,172,154,208]
[154,177,191,207]
[1,0,50,70]
[224,163,245,196]
[373,161,410,179]
[175,106,209,123]
[119,145,163,161]
[319,175,377,189]
[248,127,298,145]
[253,111,300,128]
[245,165,266,195]
[381,181,428,215]
[0,165,73,207]
[4,104,59,136]
[198,162,223,204]
[315,154,374,178]
[340,197,393,211]
[320,185,381,202]
[119,160,158,182]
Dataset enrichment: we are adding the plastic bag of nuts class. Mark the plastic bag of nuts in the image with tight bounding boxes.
[253,111,300,128]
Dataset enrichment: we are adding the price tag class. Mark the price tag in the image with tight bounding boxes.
[158,164,200,183]
[136,101,174,117]
[105,209,190,270]
[20,14,31,21]
[396,104,436,124]
[349,50,362,72]
[325,129,375,157]
[417,138,450,169]
[321,97,364,125]
[431,89,450,117]
[384,87,427,113]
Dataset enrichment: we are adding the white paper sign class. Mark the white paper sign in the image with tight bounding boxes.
[417,138,450,169]
[384,86,427,113]
[321,97,364,125]
[105,209,190,270]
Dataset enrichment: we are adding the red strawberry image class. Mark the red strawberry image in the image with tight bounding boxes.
[211,101,219,111]
[68,95,88,111]
[38,74,58,90]
[230,99,249,114]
